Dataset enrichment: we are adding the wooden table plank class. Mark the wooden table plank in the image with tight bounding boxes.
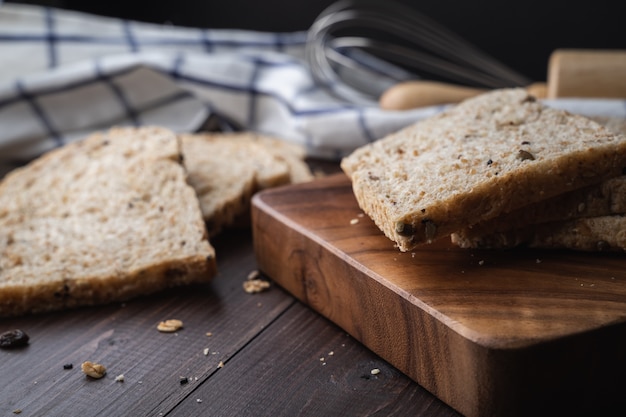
[0,230,294,416]
[0,224,460,417]
[169,300,461,417]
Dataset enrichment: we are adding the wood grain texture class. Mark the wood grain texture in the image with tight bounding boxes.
[0,231,292,416]
[547,49,626,99]
[251,173,626,417]
[0,226,459,417]
[170,301,461,417]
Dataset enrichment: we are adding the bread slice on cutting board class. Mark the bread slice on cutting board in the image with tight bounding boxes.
[451,215,626,252]
[0,126,216,317]
[341,88,626,252]
[451,115,626,251]
[451,175,626,243]
[180,132,312,237]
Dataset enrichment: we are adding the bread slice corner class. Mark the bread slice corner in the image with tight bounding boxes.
[180,132,312,236]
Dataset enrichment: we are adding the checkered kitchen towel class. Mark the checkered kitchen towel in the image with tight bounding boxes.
[1,3,625,175]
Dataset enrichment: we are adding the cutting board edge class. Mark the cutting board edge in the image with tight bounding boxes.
[250,183,581,351]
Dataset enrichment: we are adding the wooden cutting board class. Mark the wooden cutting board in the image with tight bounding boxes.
[251,173,626,417]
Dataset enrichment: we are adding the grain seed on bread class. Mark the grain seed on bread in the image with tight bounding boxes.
[341,88,626,252]
[0,126,216,317]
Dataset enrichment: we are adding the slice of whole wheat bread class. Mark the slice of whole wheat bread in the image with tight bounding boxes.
[0,126,216,317]
[180,132,312,237]
[452,116,626,241]
[451,215,626,252]
[452,175,626,241]
[341,88,626,252]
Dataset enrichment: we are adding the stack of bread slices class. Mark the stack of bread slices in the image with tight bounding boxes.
[0,127,312,317]
[341,88,626,252]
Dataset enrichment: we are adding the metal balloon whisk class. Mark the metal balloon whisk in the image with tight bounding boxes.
[306,0,531,104]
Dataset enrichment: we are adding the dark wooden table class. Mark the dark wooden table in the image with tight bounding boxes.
[0,216,462,416]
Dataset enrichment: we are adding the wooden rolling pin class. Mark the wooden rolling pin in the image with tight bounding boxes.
[379,49,626,110]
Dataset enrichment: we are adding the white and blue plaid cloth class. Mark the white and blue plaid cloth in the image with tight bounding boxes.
[1,2,625,176]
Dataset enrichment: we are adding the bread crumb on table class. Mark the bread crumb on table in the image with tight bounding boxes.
[81,361,107,379]
[243,279,270,294]
[157,319,184,333]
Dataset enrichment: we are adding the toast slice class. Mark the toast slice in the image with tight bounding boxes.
[452,116,626,243]
[341,88,626,251]
[452,175,626,241]
[451,215,626,252]
[0,126,216,317]
[180,132,312,236]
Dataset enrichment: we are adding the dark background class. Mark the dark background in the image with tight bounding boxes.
[7,0,625,83]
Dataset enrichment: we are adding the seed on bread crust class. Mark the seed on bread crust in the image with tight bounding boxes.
[596,240,610,251]
[517,150,535,161]
[395,222,414,236]
[422,219,437,241]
